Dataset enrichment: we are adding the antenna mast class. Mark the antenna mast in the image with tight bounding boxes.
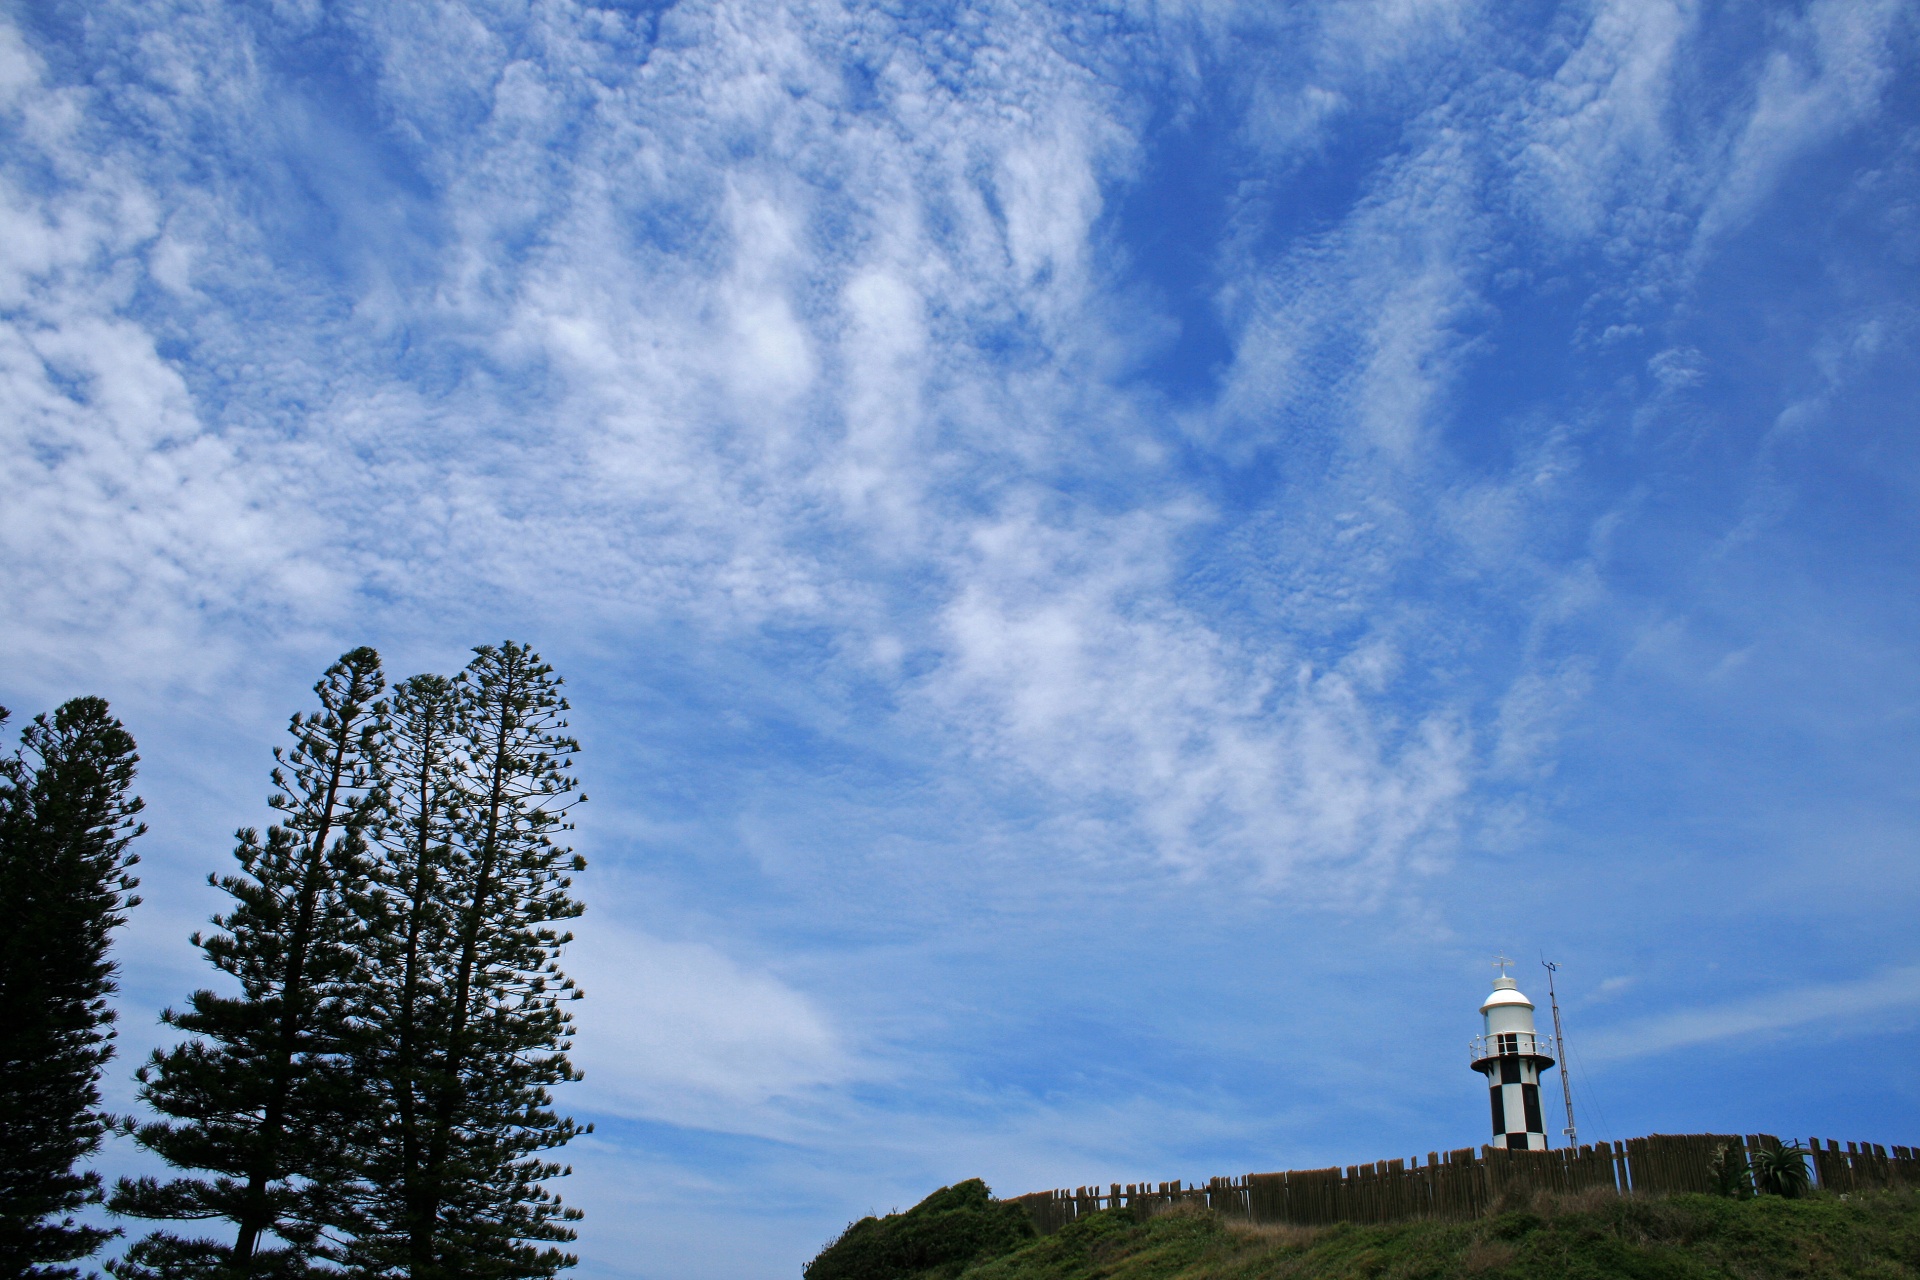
[1543,960,1577,1146]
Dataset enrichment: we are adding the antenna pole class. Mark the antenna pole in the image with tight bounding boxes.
[1543,960,1577,1146]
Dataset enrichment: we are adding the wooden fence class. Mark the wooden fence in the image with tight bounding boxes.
[1011,1135,1920,1235]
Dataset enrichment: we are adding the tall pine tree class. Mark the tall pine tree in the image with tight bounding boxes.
[112,649,386,1277]
[370,643,588,1280]
[0,699,145,1279]
[345,674,464,1279]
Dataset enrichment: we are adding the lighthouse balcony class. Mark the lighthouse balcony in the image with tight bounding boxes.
[1469,1031,1555,1070]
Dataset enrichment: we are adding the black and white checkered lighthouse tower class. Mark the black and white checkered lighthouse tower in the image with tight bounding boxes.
[1470,958,1556,1151]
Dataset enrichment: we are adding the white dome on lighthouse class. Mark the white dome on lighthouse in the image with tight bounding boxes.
[1481,977,1539,1035]
[1480,977,1533,1012]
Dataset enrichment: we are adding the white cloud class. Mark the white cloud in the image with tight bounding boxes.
[1648,345,1706,389]
[0,0,1508,899]
[322,0,1485,888]
[925,499,1471,889]
[569,924,855,1128]
[1491,0,1905,310]
[1584,966,1920,1062]
[1694,0,1905,256]
[1508,0,1692,243]
[1490,658,1592,779]
[6,0,1904,913]
[0,19,336,690]
[0,21,41,110]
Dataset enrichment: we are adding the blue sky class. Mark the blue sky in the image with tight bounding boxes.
[3,0,1918,1276]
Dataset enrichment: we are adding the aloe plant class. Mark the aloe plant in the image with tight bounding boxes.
[1753,1143,1813,1198]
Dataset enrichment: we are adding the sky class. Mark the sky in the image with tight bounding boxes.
[2,0,1918,1276]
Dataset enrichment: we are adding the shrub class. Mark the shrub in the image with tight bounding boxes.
[805,1180,1036,1280]
[1752,1143,1812,1199]
[1709,1142,1754,1199]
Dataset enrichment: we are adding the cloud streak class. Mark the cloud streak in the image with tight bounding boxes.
[569,924,856,1131]
[1585,967,1920,1063]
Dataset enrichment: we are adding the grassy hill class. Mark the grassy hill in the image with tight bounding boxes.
[808,1184,1920,1279]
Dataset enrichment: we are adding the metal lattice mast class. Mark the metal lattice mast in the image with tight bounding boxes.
[1543,960,1577,1146]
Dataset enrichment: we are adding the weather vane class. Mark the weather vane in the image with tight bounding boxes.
[1493,954,1514,979]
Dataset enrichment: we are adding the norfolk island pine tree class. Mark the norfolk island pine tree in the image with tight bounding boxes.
[0,699,145,1278]
[347,675,462,1274]
[111,649,386,1276]
[384,643,588,1280]
[344,672,466,1278]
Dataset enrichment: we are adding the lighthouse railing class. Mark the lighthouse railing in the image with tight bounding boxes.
[1468,1031,1555,1062]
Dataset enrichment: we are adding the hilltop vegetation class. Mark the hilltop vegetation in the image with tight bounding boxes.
[806,1180,1035,1280]
[809,1184,1920,1279]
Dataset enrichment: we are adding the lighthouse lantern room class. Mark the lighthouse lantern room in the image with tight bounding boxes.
[1470,958,1556,1151]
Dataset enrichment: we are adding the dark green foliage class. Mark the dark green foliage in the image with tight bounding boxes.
[352,644,588,1280]
[112,642,589,1279]
[344,673,463,1280]
[112,648,387,1276]
[1708,1141,1753,1199]
[0,699,145,1278]
[948,1188,1920,1280]
[1753,1142,1813,1199]
[804,1180,1036,1280]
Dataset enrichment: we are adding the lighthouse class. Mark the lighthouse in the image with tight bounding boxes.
[1470,959,1556,1151]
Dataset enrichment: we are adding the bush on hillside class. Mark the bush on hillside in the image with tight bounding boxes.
[1753,1142,1813,1198]
[1709,1141,1754,1199]
[804,1179,1036,1280]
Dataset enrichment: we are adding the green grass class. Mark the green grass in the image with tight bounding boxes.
[945,1189,1920,1280]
